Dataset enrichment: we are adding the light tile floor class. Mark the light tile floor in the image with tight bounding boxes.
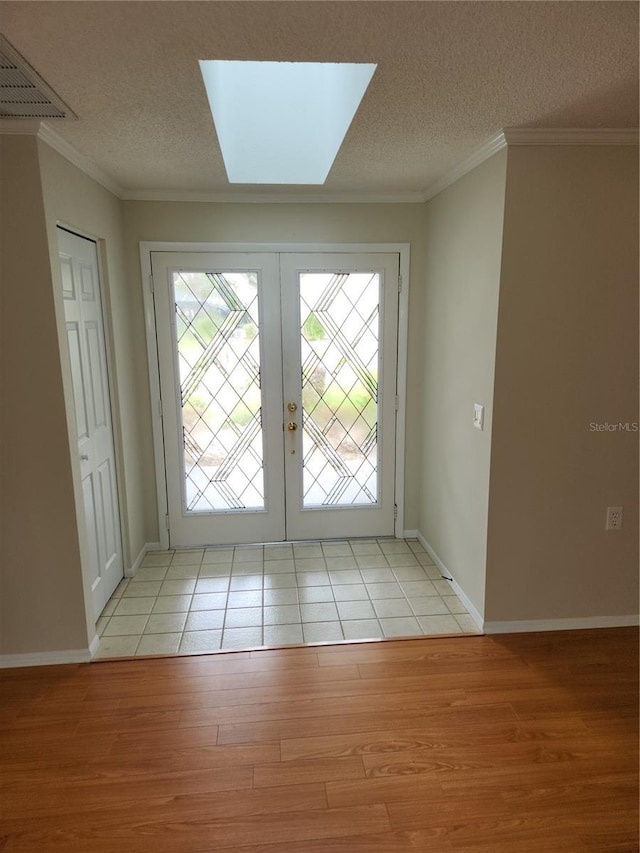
[95,539,479,658]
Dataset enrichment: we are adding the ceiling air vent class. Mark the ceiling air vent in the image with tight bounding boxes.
[0,34,76,119]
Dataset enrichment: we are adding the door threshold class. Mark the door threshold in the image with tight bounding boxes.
[92,631,481,664]
[172,535,401,549]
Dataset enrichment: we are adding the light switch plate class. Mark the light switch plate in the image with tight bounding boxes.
[473,403,484,431]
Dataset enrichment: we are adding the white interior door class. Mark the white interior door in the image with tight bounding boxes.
[151,250,399,546]
[58,228,123,619]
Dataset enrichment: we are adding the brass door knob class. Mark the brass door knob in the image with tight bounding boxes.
[287,402,297,412]
[287,421,298,431]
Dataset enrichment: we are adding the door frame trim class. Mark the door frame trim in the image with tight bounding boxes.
[140,241,410,549]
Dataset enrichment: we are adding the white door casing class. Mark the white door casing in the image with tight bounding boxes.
[58,228,123,619]
[143,243,409,548]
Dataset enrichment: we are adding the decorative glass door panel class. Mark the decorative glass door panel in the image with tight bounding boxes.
[152,253,285,547]
[281,253,398,541]
[173,270,264,512]
[299,271,380,508]
[152,251,399,546]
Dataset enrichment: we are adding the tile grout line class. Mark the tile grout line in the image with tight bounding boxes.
[97,539,470,658]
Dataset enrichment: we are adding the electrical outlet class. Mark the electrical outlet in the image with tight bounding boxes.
[606,506,623,531]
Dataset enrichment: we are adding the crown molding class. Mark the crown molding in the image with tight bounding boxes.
[422,131,507,202]
[421,127,638,202]
[37,123,125,197]
[5,119,636,206]
[503,127,639,146]
[0,118,42,135]
[0,119,124,197]
[120,189,426,204]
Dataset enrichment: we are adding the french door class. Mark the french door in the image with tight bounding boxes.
[151,251,400,546]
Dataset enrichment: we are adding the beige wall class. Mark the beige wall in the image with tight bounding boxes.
[37,142,148,568]
[418,150,508,617]
[0,135,89,655]
[123,200,429,535]
[485,146,639,623]
[2,136,636,660]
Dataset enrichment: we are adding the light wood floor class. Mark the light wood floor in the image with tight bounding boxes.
[1,628,638,852]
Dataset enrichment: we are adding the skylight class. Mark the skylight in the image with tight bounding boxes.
[199,60,377,185]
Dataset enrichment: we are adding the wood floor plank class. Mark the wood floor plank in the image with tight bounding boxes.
[387,774,638,828]
[355,655,532,678]
[109,723,220,754]
[438,768,638,801]
[114,676,465,714]
[0,742,282,782]
[200,829,454,852]
[2,782,327,836]
[218,703,518,745]
[500,776,640,817]
[177,688,467,728]
[450,839,635,853]
[327,755,639,809]
[0,628,636,853]
[0,730,116,763]
[316,636,517,667]
[451,683,639,711]
[279,707,522,760]
[359,741,580,776]
[388,790,513,826]
[248,644,330,659]
[576,708,640,736]
[83,662,360,702]
[355,659,551,689]
[253,756,365,787]
[73,708,182,736]
[0,698,122,726]
[3,804,390,853]
[1,764,254,817]
[388,803,639,852]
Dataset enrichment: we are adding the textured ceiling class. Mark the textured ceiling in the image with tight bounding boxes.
[0,1,637,197]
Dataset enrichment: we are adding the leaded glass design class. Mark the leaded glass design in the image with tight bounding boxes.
[299,271,380,507]
[172,271,264,512]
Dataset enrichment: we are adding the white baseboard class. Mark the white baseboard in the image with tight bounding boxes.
[411,532,639,636]
[484,615,640,634]
[124,541,161,578]
[415,531,484,632]
[2,544,165,669]
[403,529,418,539]
[89,633,100,658]
[0,648,93,669]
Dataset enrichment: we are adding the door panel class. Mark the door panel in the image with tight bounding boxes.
[152,253,285,547]
[67,323,89,441]
[99,459,118,564]
[58,228,123,620]
[280,254,399,540]
[86,322,108,428]
[153,250,399,546]
[82,474,100,589]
